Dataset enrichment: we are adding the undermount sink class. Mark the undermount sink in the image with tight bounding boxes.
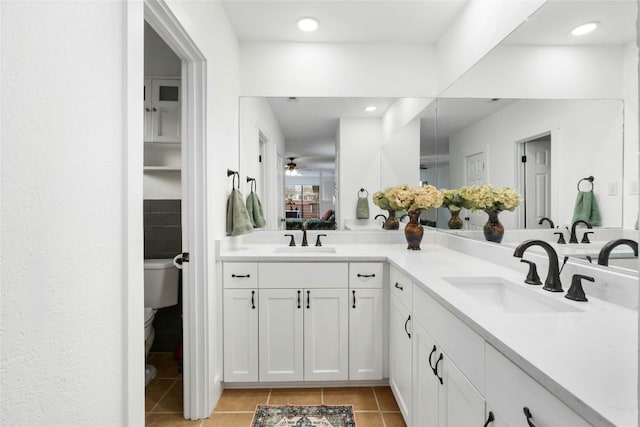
[442,277,583,313]
[274,246,337,253]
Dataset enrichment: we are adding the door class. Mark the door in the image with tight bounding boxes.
[464,151,487,229]
[438,351,485,426]
[303,289,349,381]
[151,79,181,143]
[523,137,551,228]
[389,295,412,422]
[223,289,258,382]
[413,323,439,427]
[349,288,383,380]
[259,289,304,382]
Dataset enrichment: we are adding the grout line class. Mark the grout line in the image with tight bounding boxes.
[371,387,387,427]
[266,388,272,405]
[320,387,324,405]
[148,378,178,414]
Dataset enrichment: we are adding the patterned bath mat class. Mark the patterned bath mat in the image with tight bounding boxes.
[251,404,355,427]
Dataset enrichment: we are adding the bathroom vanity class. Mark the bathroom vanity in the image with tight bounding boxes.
[219,231,637,426]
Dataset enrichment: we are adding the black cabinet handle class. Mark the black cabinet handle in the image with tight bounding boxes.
[433,353,443,384]
[523,407,536,427]
[428,345,437,369]
[297,290,301,309]
[251,290,255,309]
[352,290,356,309]
[394,282,404,291]
[231,274,250,278]
[483,411,495,427]
[404,315,411,338]
[306,290,310,309]
[357,273,376,278]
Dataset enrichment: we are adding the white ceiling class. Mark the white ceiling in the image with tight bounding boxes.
[222,0,468,43]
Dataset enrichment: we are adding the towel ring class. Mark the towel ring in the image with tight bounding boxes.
[227,169,239,188]
[247,177,257,192]
[577,176,594,192]
[358,188,369,198]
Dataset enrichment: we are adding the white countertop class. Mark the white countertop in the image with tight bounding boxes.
[219,242,638,426]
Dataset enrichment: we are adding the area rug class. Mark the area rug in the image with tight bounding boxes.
[251,404,355,427]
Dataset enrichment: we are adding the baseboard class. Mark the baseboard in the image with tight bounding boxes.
[223,379,390,389]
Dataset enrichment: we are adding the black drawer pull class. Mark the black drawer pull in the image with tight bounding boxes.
[428,345,437,369]
[231,274,250,278]
[523,407,536,427]
[251,290,255,309]
[352,290,356,309]
[297,290,301,309]
[483,411,495,427]
[394,282,404,291]
[306,290,310,309]
[357,273,376,278]
[404,315,411,338]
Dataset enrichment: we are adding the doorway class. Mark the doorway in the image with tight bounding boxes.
[464,151,487,229]
[518,134,551,229]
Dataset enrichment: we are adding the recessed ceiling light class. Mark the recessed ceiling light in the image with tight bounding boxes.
[297,17,319,32]
[365,106,377,112]
[571,22,599,36]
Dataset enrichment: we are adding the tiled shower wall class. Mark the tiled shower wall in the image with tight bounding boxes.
[144,199,182,353]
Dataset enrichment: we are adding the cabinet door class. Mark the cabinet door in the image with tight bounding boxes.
[438,351,485,427]
[412,323,439,427]
[259,289,304,382]
[144,79,153,141]
[349,288,382,380]
[223,289,258,382]
[150,79,181,143]
[304,289,349,381]
[389,294,412,423]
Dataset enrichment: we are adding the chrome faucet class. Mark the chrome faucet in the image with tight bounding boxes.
[301,220,309,247]
[597,239,638,266]
[513,239,563,292]
[538,217,555,228]
[568,220,592,243]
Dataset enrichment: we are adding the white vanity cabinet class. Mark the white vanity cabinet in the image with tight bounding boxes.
[348,263,384,380]
[222,263,259,382]
[485,345,589,427]
[144,78,181,143]
[389,267,413,422]
[258,262,350,382]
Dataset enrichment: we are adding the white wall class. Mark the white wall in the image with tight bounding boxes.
[164,0,240,415]
[623,41,639,229]
[436,0,546,93]
[338,118,382,226]
[1,1,128,424]
[380,117,421,189]
[448,99,624,229]
[240,42,437,97]
[145,22,181,77]
[442,45,625,99]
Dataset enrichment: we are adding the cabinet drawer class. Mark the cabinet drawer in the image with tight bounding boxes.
[259,263,348,289]
[223,263,258,288]
[485,345,589,426]
[349,263,383,288]
[413,285,485,394]
[390,267,412,309]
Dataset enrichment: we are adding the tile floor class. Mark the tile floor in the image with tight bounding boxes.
[145,352,406,427]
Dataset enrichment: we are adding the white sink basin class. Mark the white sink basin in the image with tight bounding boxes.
[442,277,583,313]
[274,246,336,254]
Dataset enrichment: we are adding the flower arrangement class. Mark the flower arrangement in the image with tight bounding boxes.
[373,184,443,212]
[458,185,521,212]
[440,189,465,212]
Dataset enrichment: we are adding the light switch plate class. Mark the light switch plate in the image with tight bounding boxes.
[630,181,638,195]
[608,182,618,196]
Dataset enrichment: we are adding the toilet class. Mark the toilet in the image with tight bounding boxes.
[144,258,179,385]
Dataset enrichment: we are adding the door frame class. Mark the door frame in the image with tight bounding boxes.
[125,0,209,422]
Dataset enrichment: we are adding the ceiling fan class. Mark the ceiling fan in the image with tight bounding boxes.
[285,157,309,176]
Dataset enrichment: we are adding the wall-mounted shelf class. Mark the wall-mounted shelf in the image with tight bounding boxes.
[144,166,181,172]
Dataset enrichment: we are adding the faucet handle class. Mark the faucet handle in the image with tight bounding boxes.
[315,234,327,247]
[520,259,542,286]
[581,231,594,244]
[554,232,566,244]
[284,234,296,246]
[565,274,594,302]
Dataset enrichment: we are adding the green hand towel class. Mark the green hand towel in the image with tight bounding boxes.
[571,191,602,226]
[226,188,253,236]
[356,196,369,219]
[246,191,266,228]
